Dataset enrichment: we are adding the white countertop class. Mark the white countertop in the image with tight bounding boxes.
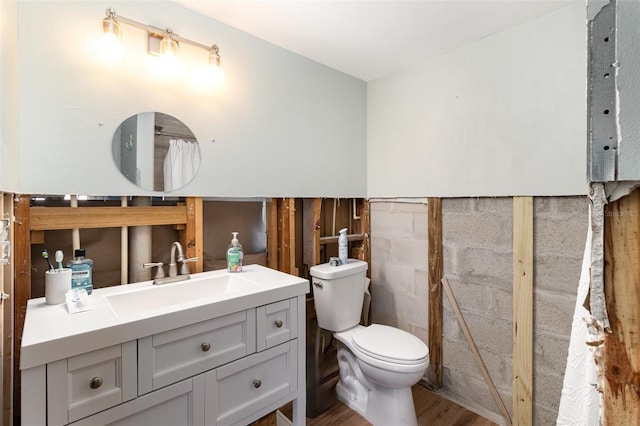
[20,265,309,370]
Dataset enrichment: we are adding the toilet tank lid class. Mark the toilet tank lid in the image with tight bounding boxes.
[310,259,368,279]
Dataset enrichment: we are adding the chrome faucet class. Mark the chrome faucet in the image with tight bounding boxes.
[144,241,199,285]
[169,241,186,277]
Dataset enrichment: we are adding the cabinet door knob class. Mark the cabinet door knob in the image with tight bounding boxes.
[253,379,262,388]
[201,342,211,352]
[89,377,103,390]
[275,320,283,328]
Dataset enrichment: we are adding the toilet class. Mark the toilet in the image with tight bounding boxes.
[310,259,429,426]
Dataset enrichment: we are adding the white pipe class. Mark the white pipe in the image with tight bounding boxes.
[70,195,80,251]
[129,197,152,282]
[121,196,128,285]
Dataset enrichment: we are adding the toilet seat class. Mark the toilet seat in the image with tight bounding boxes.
[352,324,429,365]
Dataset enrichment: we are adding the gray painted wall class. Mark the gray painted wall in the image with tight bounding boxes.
[13,1,367,197]
[367,4,587,197]
[0,0,19,192]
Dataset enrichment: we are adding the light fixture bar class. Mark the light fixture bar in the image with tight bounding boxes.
[103,8,220,60]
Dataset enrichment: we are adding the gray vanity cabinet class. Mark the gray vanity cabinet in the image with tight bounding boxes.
[47,342,138,425]
[138,309,257,394]
[22,295,306,426]
[69,377,206,426]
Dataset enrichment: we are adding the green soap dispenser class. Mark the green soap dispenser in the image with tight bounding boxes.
[226,232,244,272]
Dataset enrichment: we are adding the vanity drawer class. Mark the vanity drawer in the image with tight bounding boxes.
[206,340,297,426]
[256,298,297,351]
[47,341,137,425]
[138,309,256,394]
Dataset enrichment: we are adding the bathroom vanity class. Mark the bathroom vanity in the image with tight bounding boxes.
[20,265,308,426]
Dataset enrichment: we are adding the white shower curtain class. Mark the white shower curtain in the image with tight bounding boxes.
[163,139,201,192]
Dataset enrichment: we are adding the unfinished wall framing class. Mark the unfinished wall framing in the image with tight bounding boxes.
[603,188,640,423]
[370,196,588,425]
[10,195,276,423]
[586,1,640,422]
[1,194,13,426]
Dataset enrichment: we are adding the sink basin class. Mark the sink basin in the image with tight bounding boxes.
[104,273,262,316]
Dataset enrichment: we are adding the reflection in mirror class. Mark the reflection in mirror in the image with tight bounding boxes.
[112,112,201,192]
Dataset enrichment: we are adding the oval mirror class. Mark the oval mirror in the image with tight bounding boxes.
[111,112,201,192]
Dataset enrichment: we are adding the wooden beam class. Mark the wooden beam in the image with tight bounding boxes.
[277,198,297,275]
[277,199,289,273]
[30,206,187,231]
[603,188,640,424]
[427,197,443,388]
[318,234,364,245]
[180,197,203,273]
[2,194,14,426]
[302,198,322,268]
[288,199,297,276]
[30,230,44,244]
[512,196,533,426]
[360,199,371,268]
[13,195,31,425]
[266,199,278,270]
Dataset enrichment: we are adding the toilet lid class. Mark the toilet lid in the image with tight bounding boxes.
[352,324,429,364]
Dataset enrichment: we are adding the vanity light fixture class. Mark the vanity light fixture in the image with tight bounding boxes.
[101,7,223,83]
[159,30,179,59]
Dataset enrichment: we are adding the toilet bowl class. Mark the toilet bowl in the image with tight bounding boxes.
[333,325,429,425]
[310,260,430,426]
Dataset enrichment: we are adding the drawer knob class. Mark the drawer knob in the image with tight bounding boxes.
[89,377,103,390]
[275,320,283,328]
[253,379,262,389]
[201,342,211,352]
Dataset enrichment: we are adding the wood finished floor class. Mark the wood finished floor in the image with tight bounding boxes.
[304,384,498,426]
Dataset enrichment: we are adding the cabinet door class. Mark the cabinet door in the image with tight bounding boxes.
[138,309,256,394]
[47,341,137,425]
[70,375,205,426]
[257,298,297,351]
[205,341,297,426]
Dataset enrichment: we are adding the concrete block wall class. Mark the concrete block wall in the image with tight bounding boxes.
[369,201,429,343]
[369,196,588,425]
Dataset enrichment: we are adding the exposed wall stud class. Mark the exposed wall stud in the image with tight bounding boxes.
[302,198,322,269]
[12,195,30,424]
[603,188,640,423]
[513,196,533,425]
[427,197,443,388]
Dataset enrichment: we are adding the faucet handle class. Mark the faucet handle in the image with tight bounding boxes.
[180,257,199,275]
[143,262,165,279]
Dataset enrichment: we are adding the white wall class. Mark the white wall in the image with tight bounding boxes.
[367,4,587,198]
[16,1,367,197]
[0,0,19,192]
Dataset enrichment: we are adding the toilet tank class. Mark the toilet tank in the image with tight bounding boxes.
[310,259,368,332]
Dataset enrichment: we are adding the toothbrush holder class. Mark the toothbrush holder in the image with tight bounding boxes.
[45,268,72,305]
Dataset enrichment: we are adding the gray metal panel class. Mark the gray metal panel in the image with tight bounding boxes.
[588,0,617,182]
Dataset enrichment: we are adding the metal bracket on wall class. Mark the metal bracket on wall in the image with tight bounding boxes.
[588,0,617,182]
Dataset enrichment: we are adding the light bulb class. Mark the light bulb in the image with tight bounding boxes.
[98,9,122,63]
[156,33,180,76]
[207,46,224,86]
[99,32,122,63]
